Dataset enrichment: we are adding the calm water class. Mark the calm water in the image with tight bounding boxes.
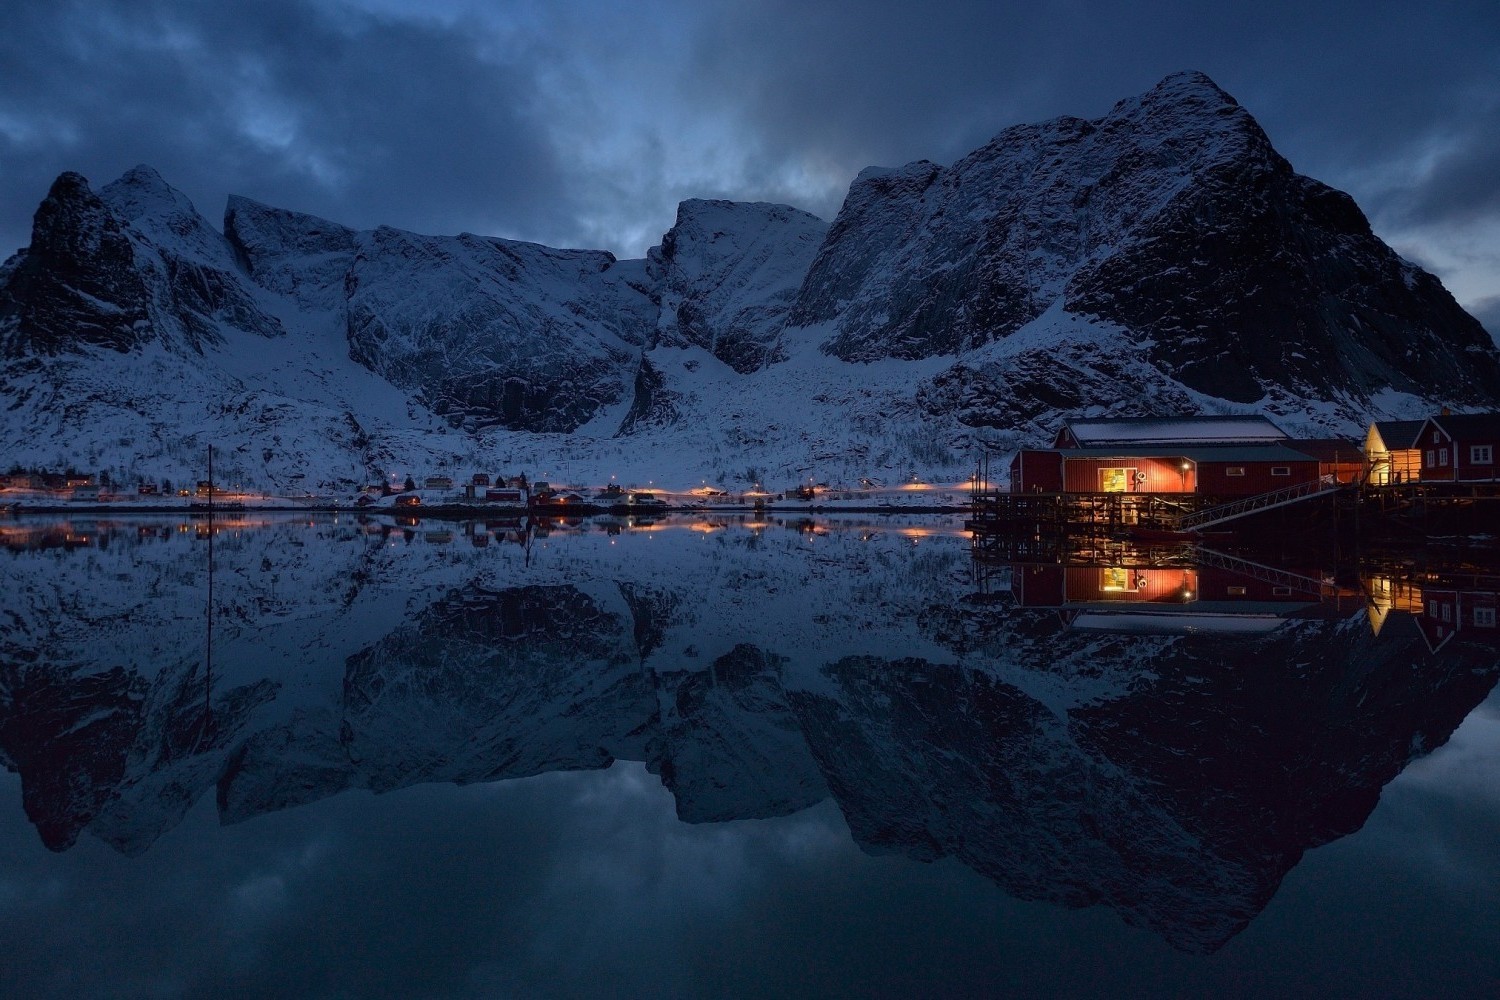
[1,513,1497,998]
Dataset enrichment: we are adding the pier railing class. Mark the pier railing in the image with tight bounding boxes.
[1173,478,1339,531]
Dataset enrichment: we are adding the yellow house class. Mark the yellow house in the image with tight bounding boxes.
[1364,420,1423,485]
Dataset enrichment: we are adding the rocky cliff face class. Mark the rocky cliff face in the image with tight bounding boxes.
[647,199,828,373]
[792,71,1500,408]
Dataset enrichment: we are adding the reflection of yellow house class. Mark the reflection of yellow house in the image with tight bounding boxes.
[1364,574,1424,636]
[1364,421,1423,485]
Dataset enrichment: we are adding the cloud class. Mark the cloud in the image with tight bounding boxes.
[1470,295,1500,346]
[0,0,573,254]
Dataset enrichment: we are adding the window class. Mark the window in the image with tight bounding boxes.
[1476,607,1497,628]
[1428,600,1438,617]
[1442,604,1452,622]
[1439,448,1449,466]
[1426,450,1435,466]
[1099,468,1135,492]
[1225,467,1245,477]
[1271,466,1290,476]
[1472,445,1494,465]
[1272,586,1293,596]
[1227,586,1247,596]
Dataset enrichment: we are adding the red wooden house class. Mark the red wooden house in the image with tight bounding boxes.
[1415,413,1500,483]
[1010,414,1319,496]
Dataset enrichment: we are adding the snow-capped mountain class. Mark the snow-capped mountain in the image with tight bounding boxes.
[3,72,1498,491]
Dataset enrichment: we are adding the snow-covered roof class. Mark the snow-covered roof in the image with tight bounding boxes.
[1059,415,1289,446]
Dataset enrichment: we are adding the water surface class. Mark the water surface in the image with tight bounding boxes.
[1,513,1497,997]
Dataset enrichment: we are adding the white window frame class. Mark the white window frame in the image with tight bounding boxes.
[1426,450,1435,466]
[1476,607,1497,628]
[1227,586,1247,596]
[1225,467,1245,477]
[1471,445,1494,465]
[1271,466,1291,476]
[1439,448,1449,466]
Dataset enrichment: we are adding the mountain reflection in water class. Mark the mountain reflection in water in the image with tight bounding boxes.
[1,513,1497,958]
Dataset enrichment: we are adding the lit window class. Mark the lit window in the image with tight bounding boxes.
[1471,445,1494,464]
[1226,467,1245,477]
[1271,466,1290,476]
[1227,586,1247,596]
[1476,607,1497,628]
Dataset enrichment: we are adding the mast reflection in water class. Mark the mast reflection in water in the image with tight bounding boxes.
[1,513,1497,993]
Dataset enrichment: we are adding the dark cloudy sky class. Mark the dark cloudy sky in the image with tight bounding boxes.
[1,0,1496,326]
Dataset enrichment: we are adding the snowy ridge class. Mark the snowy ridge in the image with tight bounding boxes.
[3,72,1499,492]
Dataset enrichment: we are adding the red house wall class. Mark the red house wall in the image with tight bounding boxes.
[1448,437,1500,481]
[1013,565,1065,606]
[1010,450,1064,493]
[1062,457,1195,493]
[1195,460,1317,497]
[1063,567,1196,603]
[1419,424,1456,481]
[1196,567,1321,603]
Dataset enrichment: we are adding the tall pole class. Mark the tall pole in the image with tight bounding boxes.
[205,444,214,724]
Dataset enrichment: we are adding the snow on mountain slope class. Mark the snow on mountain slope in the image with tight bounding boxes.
[3,72,1499,492]
[647,199,828,373]
[789,71,1500,418]
[343,226,654,433]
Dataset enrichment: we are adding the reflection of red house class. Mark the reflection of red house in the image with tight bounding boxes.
[1416,587,1500,651]
[1012,565,1325,609]
[1415,413,1500,483]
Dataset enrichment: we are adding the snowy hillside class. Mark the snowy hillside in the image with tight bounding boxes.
[3,72,1499,493]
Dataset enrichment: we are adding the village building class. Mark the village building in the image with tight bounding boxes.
[1282,438,1366,484]
[1363,420,1424,485]
[1010,443,1320,496]
[1414,413,1500,483]
[424,475,454,490]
